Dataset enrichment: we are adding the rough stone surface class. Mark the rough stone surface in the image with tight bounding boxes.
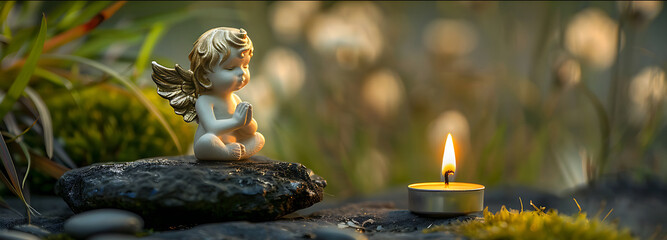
[55,155,327,227]
[64,209,144,239]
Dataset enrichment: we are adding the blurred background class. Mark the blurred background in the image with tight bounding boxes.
[1,1,665,201]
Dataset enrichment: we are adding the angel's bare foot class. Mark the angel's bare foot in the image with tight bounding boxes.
[239,132,265,159]
[226,142,246,160]
[194,133,247,161]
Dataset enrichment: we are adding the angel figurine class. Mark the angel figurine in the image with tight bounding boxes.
[151,27,264,161]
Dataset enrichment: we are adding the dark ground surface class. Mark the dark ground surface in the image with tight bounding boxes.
[1,176,666,239]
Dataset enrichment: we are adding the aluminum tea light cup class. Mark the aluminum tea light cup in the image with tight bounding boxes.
[408,182,485,217]
[408,134,485,217]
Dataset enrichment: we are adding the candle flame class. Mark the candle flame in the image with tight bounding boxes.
[441,133,456,176]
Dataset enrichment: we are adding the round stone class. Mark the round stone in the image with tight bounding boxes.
[9,224,51,237]
[63,209,144,239]
[0,230,41,240]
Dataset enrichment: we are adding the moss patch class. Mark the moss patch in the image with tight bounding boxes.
[426,203,634,240]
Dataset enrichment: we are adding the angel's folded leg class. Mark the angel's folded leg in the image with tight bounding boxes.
[238,132,265,159]
[194,133,246,161]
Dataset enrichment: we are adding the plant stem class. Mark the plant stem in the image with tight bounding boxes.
[579,83,610,180]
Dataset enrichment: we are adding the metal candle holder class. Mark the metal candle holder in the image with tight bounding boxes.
[408,182,485,217]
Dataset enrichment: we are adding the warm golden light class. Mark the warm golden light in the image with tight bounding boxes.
[441,133,456,176]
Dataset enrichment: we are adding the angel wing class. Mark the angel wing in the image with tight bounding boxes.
[151,61,198,123]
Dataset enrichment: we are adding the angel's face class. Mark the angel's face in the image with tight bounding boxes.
[205,48,251,96]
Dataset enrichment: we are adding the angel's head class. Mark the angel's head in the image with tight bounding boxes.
[189,27,254,95]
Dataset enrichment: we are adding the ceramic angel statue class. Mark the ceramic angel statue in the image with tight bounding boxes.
[151,27,264,161]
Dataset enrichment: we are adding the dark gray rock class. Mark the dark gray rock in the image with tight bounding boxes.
[0,230,40,240]
[8,224,51,237]
[56,155,326,227]
[64,209,143,239]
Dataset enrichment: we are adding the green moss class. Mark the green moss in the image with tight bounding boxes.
[426,205,634,240]
[45,84,195,165]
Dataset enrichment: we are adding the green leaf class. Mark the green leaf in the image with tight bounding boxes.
[53,1,87,31]
[42,54,183,153]
[73,29,143,57]
[0,1,15,39]
[0,124,22,198]
[2,112,21,142]
[134,22,165,81]
[60,1,110,30]
[0,15,46,119]
[1,25,37,60]
[31,152,69,179]
[33,67,81,106]
[17,141,30,188]
[3,114,39,144]
[24,87,54,159]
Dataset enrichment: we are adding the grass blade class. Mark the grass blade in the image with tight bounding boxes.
[0,127,22,198]
[33,67,82,107]
[14,111,77,169]
[73,29,143,57]
[0,129,34,189]
[3,112,22,142]
[59,1,111,30]
[52,1,86,31]
[31,151,69,179]
[3,116,39,144]
[0,1,15,40]
[42,1,125,53]
[23,87,54,159]
[0,15,46,119]
[42,54,183,153]
[17,141,30,188]
[133,22,165,81]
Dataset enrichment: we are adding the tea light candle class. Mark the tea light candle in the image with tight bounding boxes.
[408,133,485,217]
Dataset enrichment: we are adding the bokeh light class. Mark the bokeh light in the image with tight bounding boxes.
[565,8,621,70]
[361,69,404,118]
[554,56,582,89]
[269,1,320,43]
[423,19,478,58]
[307,1,383,69]
[629,66,666,124]
[261,47,306,98]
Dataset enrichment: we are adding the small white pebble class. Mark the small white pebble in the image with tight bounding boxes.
[376,225,383,231]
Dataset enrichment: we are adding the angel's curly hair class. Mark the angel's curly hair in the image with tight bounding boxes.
[189,27,253,94]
